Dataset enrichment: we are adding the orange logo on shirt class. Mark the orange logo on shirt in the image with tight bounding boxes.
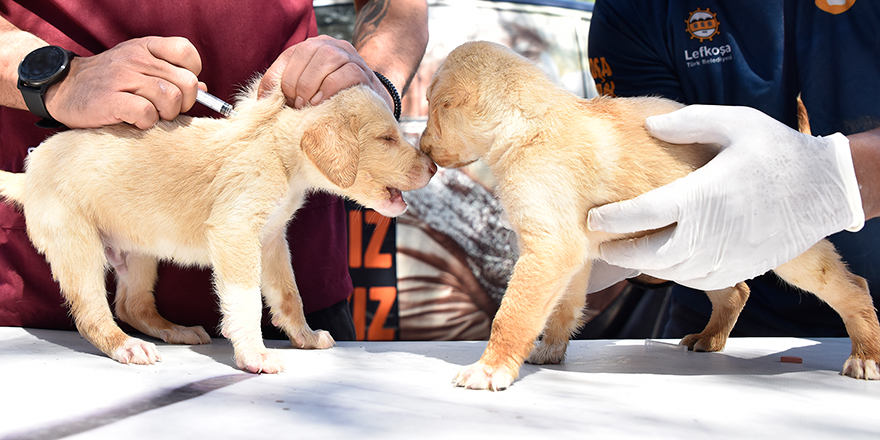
[815,0,856,14]
[685,8,719,42]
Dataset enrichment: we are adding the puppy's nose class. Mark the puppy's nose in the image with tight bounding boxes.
[419,137,431,156]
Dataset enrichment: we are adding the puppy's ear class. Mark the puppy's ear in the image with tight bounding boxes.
[444,91,469,109]
[301,114,360,188]
[438,84,470,110]
[429,72,470,110]
[427,77,470,137]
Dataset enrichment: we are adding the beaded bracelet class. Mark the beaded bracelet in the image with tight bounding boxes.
[373,71,401,121]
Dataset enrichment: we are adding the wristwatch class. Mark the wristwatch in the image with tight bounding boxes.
[18,45,77,128]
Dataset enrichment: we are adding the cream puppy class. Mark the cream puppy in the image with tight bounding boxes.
[420,41,880,390]
[0,80,436,373]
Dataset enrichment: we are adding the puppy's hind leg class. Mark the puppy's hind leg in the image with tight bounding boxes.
[527,261,590,365]
[260,233,334,350]
[680,283,749,352]
[111,251,211,345]
[773,239,880,380]
[31,213,159,364]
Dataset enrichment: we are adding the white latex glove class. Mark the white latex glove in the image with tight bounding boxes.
[586,260,640,294]
[587,105,864,291]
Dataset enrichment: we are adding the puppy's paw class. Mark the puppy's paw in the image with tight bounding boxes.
[526,340,567,365]
[235,348,285,374]
[452,361,517,391]
[290,329,336,350]
[842,356,880,380]
[680,333,726,352]
[112,337,161,365]
[159,325,212,345]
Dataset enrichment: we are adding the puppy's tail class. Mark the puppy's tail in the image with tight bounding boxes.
[0,170,26,206]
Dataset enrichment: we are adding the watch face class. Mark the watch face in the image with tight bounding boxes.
[19,46,69,86]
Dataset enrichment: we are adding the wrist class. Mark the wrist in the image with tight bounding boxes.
[42,80,64,125]
[826,132,865,232]
[373,71,401,120]
[846,128,880,221]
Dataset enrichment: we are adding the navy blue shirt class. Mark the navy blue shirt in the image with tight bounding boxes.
[589,0,880,337]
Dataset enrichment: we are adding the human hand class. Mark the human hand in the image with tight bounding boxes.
[44,36,203,129]
[588,105,864,291]
[259,35,392,111]
[586,260,640,294]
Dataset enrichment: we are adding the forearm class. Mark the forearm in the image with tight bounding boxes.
[0,17,48,110]
[847,127,880,220]
[352,0,428,95]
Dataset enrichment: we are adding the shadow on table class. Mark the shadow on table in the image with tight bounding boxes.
[356,337,853,380]
[21,327,242,369]
[20,328,855,382]
[23,327,106,358]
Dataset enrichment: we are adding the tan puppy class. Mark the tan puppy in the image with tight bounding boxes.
[0,80,436,374]
[420,41,880,390]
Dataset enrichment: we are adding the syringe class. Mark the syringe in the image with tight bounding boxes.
[196,89,234,117]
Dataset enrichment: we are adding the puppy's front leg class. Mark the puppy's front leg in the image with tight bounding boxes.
[453,238,588,390]
[261,233,335,350]
[210,230,283,374]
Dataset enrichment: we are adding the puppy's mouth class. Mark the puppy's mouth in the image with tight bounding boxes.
[366,186,409,218]
[387,187,404,204]
[431,157,477,169]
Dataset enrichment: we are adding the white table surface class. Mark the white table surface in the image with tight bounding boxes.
[1,327,878,439]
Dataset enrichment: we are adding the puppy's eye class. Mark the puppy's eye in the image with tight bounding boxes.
[380,135,396,142]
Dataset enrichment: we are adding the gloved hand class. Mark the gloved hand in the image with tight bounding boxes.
[587,105,864,291]
[586,260,640,294]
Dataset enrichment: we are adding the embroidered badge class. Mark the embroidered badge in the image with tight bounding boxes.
[815,0,856,15]
[685,8,720,42]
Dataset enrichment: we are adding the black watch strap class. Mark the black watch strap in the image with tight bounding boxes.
[20,84,54,121]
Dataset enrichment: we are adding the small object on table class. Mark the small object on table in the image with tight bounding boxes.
[780,356,803,364]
